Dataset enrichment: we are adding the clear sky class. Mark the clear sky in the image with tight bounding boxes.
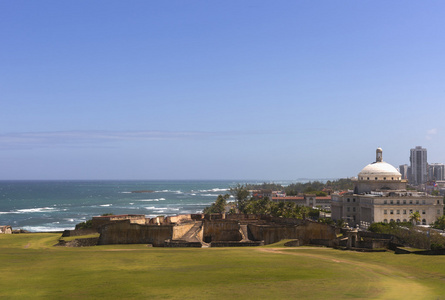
[1,1,445,180]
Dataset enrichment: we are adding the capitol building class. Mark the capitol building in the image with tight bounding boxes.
[331,148,444,227]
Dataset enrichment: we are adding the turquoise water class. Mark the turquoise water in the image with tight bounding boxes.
[0,180,248,232]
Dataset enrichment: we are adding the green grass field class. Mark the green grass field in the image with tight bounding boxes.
[1,233,445,299]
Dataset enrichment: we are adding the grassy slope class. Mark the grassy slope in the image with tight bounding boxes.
[0,234,444,299]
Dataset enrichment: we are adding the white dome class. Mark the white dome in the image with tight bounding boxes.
[358,161,401,179]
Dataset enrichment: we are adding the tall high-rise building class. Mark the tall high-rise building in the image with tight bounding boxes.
[410,146,428,185]
[399,164,409,180]
[428,163,445,181]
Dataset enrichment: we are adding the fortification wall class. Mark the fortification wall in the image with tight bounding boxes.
[172,222,195,240]
[62,229,97,237]
[98,220,173,247]
[56,237,99,247]
[248,221,337,245]
[248,224,299,245]
[297,222,338,243]
[203,220,242,242]
[210,241,263,247]
[225,214,259,221]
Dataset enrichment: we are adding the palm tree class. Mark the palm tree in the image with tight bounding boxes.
[409,211,421,225]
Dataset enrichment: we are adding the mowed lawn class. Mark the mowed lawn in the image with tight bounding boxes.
[1,234,445,299]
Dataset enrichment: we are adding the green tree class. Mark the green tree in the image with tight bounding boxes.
[409,211,421,225]
[203,194,230,214]
[432,215,445,230]
[230,184,250,213]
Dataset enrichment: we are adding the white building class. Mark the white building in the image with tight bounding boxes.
[332,148,443,227]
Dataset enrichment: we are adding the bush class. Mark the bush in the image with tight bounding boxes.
[75,219,93,230]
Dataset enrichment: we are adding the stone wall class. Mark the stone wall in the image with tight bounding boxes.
[62,229,97,237]
[165,214,193,224]
[248,221,337,245]
[210,241,263,247]
[356,239,389,249]
[56,237,99,247]
[164,240,202,247]
[203,220,242,242]
[249,224,302,245]
[92,214,146,229]
[172,222,195,240]
[98,220,174,247]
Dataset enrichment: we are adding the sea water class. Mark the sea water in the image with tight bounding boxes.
[0,180,250,232]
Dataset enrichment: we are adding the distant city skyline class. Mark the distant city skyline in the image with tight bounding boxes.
[1,1,445,180]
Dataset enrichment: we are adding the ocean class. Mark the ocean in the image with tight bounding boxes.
[0,180,266,232]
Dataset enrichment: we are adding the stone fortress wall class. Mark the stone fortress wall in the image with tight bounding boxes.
[89,213,339,248]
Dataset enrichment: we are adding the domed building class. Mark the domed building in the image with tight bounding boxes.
[353,148,406,194]
[331,148,443,227]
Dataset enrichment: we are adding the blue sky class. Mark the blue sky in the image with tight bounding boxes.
[1,1,445,180]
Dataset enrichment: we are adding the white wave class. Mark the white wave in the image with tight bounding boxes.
[100,204,112,207]
[16,207,56,213]
[22,226,74,232]
[153,189,183,194]
[144,206,157,210]
[198,188,229,193]
[186,203,214,206]
[129,203,134,205]
[120,192,131,194]
[138,198,166,202]
[201,194,220,197]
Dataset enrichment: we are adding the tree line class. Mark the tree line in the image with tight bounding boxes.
[245,178,353,196]
[203,184,331,222]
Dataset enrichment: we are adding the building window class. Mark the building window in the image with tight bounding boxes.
[422,210,426,215]
[367,177,369,180]
[384,219,388,223]
[392,177,394,180]
[390,210,394,214]
[384,177,386,180]
[438,210,441,214]
[403,210,407,214]
[353,198,356,202]
[384,200,387,204]
[403,219,407,222]
[384,210,387,214]
[422,200,425,204]
[410,209,413,214]
[390,200,393,204]
[397,210,400,214]
[390,219,394,223]
[438,200,441,204]
[410,200,413,204]
[416,200,419,204]
[397,219,400,222]
[353,207,356,212]
[422,219,426,225]
[375,177,378,180]
[347,198,350,202]
[403,200,406,204]
[397,200,400,205]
